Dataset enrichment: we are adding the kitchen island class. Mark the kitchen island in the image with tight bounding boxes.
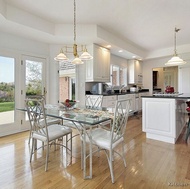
[142,93,190,144]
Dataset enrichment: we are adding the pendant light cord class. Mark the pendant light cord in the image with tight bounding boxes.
[174,27,180,56]
[74,0,76,43]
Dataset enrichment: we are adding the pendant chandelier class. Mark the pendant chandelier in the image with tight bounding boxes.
[54,0,93,64]
[165,27,186,66]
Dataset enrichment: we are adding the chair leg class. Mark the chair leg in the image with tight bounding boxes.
[28,130,32,145]
[109,150,115,183]
[122,141,126,167]
[70,133,72,163]
[30,138,35,162]
[81,140,83,169]
[45,142,49,171]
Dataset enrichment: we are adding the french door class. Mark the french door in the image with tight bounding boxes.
[0,54,46,136]
[21,55,46,126]
[0,55,16,136]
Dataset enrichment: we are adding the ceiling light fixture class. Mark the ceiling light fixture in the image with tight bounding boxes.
[165,27,186,66]
[54,0,93,64]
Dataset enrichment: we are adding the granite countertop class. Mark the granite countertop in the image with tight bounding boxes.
[86,89,149,96]
[141,93,190,99]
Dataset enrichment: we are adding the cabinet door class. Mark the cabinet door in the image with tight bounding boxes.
[125,94,135,112]
[93,45,110,82]
[93,46,103,81]
[128,60,142,84]
[101,48,110,82]
[128,60,135,84]
[179,66,190,93]
[86,60,94,81]
[135,60,143,84]
[102,95,117,108]
[139,92,149,110]
[86,44,110,82]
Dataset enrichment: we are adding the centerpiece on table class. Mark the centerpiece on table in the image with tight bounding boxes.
[61,99,77,110]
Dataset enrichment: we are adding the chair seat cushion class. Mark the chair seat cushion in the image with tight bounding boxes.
[82,128,123,150]
[33,124,72,142]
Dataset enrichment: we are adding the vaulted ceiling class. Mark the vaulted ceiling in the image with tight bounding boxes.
[1,0,190,60]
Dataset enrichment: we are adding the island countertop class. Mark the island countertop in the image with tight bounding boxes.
[141,93,190,99]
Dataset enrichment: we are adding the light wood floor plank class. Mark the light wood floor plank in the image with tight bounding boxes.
[1,116,190,188]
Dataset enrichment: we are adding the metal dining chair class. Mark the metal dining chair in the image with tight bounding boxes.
[62,95,111,168]
[81,99,131,183]
[25,97,72,171]
[26,95,62,145]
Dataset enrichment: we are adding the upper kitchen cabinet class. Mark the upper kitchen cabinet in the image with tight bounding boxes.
[128,59,143,84]
[179,65,190,93]
[86,44,110,82]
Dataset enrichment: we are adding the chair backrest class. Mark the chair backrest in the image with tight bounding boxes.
[85,95,103,109]
[26,95,46,103]
[111,99,131,143]
[25,97,49,140]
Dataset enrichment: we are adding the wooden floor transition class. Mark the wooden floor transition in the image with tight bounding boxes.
[1,115,190,189]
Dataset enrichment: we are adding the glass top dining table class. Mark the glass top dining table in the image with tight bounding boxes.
[44,104,113,179]
[17,104,113,179]
[45,104,112,125]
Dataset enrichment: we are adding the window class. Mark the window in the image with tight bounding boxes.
[108,65,127,86]
[59,62,76,101]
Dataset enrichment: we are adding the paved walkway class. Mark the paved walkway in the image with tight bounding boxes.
[0,111,14,124]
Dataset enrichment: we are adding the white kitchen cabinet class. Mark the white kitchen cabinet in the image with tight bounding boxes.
[138,92,149,110]
[118,94,136,113]
[86,44,110,82]
[102,95,117,108]
[128,94,136,112]
[178,66,190,93]
[128,59,143,84]
[142,97,186,144]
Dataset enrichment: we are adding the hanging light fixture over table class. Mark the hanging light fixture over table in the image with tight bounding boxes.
[165,27,186,66]
[54,0,93,64]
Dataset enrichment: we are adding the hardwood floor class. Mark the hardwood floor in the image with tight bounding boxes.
[1,116,190,189]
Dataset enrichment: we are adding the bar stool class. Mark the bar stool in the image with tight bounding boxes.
[185,101,190,142]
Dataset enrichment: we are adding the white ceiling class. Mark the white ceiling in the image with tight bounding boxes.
[1,0,190,60]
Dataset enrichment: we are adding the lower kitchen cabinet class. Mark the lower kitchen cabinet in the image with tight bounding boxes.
[138,92,149,110]
[102,95,117,108]
[117,94,136,113]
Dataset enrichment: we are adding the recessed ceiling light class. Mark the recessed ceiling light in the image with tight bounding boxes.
[118,50,123,53]
[132,56,136,58]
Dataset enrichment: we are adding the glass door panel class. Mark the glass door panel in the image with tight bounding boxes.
[0,56,15,126]
[22,55,46,122]
[59,62,76,102]
[25,60,43,95]
[0,56,17,136]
